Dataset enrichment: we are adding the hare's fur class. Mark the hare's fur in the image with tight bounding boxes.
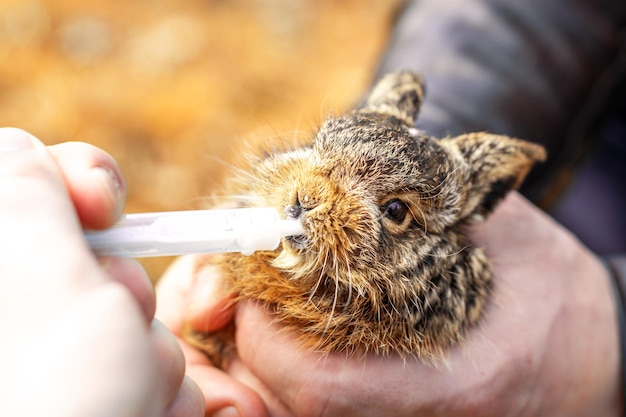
[185,71,546,366]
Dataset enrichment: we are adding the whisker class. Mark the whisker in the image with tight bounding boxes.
[343,251,353,311]
[322,248,340,337]
[308,249,329,304]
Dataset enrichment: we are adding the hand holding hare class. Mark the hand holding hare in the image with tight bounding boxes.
[185,71,546,366]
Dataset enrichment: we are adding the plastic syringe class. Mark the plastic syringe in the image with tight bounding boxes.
[85,208,304,258]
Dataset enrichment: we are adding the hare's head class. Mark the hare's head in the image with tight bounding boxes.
[250,71,545,295]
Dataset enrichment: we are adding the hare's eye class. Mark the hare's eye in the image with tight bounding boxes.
[383,199,409,224]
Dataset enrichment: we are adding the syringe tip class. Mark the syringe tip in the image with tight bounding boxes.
[279,219,304,237]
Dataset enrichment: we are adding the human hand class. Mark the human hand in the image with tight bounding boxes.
[158,192,621,416]
[0,128,203,417]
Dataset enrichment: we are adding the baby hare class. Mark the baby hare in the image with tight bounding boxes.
[185,71,546,366]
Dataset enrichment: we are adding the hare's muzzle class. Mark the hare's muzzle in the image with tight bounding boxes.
[285,233,308,250]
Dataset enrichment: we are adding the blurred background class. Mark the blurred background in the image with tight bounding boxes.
[0,0,403,279]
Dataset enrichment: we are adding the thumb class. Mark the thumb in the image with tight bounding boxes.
[0,128,103,313]
[156,255,235,335]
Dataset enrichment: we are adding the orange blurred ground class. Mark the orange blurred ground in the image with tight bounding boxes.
[0,0,403,279]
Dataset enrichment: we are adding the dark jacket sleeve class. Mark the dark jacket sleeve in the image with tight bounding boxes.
[376,0,626,142]
[610,257,626,294]
[375,0,626,200]
[607,255,626,414]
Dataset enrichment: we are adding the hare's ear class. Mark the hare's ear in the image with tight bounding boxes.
[441,133,546,220]
[359,71,425,126]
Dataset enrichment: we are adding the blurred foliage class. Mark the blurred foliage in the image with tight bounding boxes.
[0,0,403,279]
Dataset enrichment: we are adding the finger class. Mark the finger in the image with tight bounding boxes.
[101,257,156,322]
[48,141,126,230]
[163,376,204,417]
[0,128,103,297]
[184,354,269,416]
[172,335,269,417]
[226,358,294,417]
[186,256,236,333]
[156,256,198,333]
[156,255,235,334]
[186,366,269,417]
[232,301,308,406]
[151,320,187,412]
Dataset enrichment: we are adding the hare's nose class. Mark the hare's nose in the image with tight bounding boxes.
[285,193,315,219]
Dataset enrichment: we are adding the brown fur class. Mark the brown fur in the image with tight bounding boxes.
[184,71,546,367]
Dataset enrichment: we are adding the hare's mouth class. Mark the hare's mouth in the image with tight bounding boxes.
[284,233,308,250]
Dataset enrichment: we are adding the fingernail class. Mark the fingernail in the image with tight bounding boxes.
[0,128,37,153]
[212,406,240,417]
[91,166,125,220]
